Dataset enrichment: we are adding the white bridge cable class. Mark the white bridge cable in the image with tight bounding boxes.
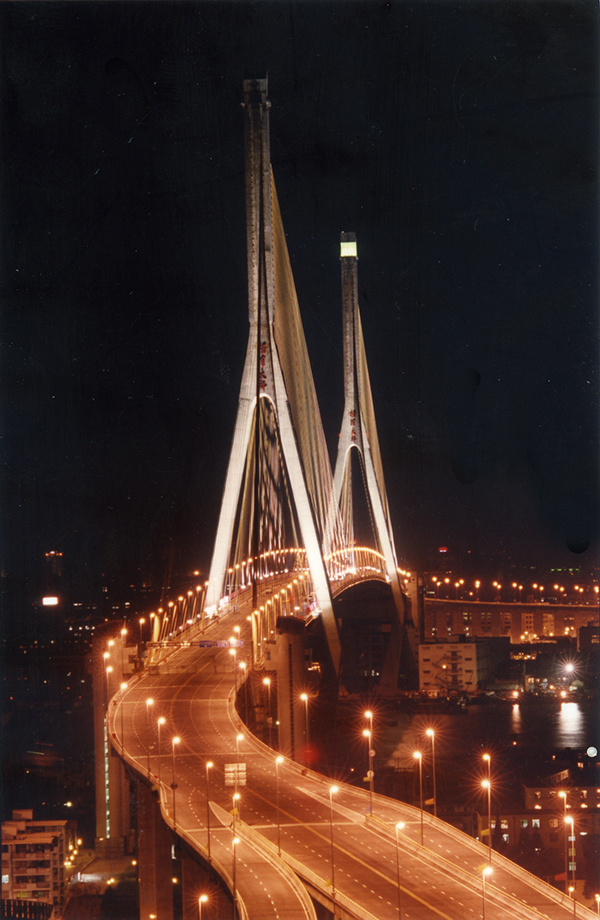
[270,175,346,559]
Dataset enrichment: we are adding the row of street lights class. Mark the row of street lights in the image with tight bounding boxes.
[138,697,182,830]
[360,711,440,829]
[131,689,592,920]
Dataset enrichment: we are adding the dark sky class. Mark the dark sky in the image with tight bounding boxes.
[2,0,598,599]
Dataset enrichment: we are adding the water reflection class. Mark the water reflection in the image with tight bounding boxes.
[556,702,584,748]
[510,703,522,733]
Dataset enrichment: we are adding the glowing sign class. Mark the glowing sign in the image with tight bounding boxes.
[340,240,357,258]
[42,596,59,606]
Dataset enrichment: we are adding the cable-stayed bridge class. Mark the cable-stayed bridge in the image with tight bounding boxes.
[97,79,595,920]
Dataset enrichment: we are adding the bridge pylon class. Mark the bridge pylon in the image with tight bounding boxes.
[333,232,415,681]
[205,78,342,677]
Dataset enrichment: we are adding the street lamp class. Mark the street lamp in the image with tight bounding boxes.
[198,894,208,920]
[105,665,113,709]
[300,693,310,764]
[239,661,248,718]
[232,836,240,920]
[171,736,180,830]
[120,682,127,754]
[395,821,405,920]
[329,785,338,896]
[120,627,127,674]
[362,729,374,816]
[206,761,213,861]
[482,866,492,920]
[157,717,166,789]
[425,728,436,817]
[568,887,576,919]
[594,893,599,917]
[235,733,243,790]
[559,791,569,893]
[232,792,241,833]
[145,698,154,777]
[276,755,284,855]
[263,677,272,747]
[229,646,237,692]
[482,779,492,865]
[483,752,491,780]
[139,617,146,644]
[413,751,424,845]
[565,815,576,910]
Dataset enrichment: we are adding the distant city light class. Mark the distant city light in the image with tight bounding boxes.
[42,596,59,606]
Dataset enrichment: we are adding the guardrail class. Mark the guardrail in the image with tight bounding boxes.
[361,792,597,920]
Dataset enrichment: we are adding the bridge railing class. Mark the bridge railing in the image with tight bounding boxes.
[144,544,391,668]
[326,546,388,596]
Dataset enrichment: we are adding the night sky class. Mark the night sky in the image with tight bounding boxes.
[2,1,599,604]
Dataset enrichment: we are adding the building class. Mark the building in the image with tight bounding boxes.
[423,598,599,644]
[1,810,77,913]
[418,637,510,694]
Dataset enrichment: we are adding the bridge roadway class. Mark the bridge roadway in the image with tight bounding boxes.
[109,593,595,920]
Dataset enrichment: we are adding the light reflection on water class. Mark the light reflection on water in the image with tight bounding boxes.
[556,702,584,748]
[459,699,596,755]
[510,703,522,733]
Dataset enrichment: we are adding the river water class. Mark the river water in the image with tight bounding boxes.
[385,697,599,770]
[325,695,599,809]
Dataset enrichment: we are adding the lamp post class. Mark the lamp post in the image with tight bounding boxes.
[329,785,338,896]
[566,815,576,913]
[105,665,113,710]
[198,894,208,920]
[300,693,309,764]
[395,821,405,920]
[482,866,492,920]
[413,751,424,845]
[171,736,180,830]
[232,793,241,833]
[239,661,248,719]
[235,733,243,791]
[365,710,374,811]
[230,646,237,692]
[482,779,492,865]
[206,761,213,861]
[559,791,569,894]
[263,677,272,747]
[157,717,166,789]
[120,627,127,675]
[120,682,127,754]
[139,617,146,644]
[362,729,374,816]
[232,836,240,920]
[276,756,284,855]
[483,752,491,782]
[145,698,154,777]
[425,728,436,817]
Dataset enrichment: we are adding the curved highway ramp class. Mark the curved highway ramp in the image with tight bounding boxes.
[109,602,596,920]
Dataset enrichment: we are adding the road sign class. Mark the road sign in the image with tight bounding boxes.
[225,763,247,786]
